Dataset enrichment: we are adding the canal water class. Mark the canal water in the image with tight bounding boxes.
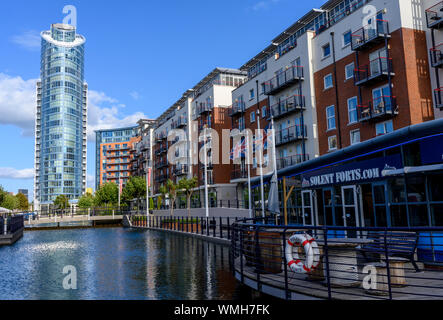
[0,228,243,300]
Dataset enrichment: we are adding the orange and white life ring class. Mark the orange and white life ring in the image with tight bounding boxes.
[285,233,320,274]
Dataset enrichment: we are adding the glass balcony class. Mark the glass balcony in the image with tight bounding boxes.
[275,125,307,147]
[155,161,169,169]
[174,164,189,176]
[264,66,304,96]
[270,95,305,119]
[172,116,187,129]
[358,96,398,122]
[197,103,213,115]
[351,19,390,51]
[426,1,443,29]
[277,154,309,170]
[231,167,248,181]
[430,44,443,68]
[228,101,246,117]
[354,57,394,86]
[434,88,443,109]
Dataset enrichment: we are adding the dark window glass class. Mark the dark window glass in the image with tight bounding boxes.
[431,205,443,226]
[407,175,427,203]
[409,205,429,227]
[390,178,406,203]
[403,142,421,167]
[375,207,387,227]
[325,207,334,225]
[390,205,408,227]
[334,186,342,206]
[373,185,386,204]
[429,174,443,202]
[335,207,344,226]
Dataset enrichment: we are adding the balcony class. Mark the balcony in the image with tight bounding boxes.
[196,103,213,115]
[155,145,168,156]
[228,102,246,117]
[232,122,246,132]
[434,88,443,109]
[354,57,394,86]
[198,121,212,131]
[275,125,307,147]
[351,19,390,51]
[430,44,443,68]
[174,164,189,176]
[156,132,167,141]
[270,95,305,119]
[277,154,309,170]
[199,172,214,185]
[155,161,169,169]
[231,168,248,181]
[172,116,187,129]
[264,66,304,96]
[358,96,398,122]
[156,174,168,183]
[426,1,443,29]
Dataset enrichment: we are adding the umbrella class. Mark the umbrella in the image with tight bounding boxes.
[0,207,12,213]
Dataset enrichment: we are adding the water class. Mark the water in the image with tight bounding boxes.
[0,228,243,300]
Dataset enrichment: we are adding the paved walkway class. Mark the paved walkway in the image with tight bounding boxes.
[25,215,123,226]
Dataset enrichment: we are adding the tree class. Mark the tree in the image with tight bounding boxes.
[166,180,178,217]
[0,185,6,205]
[16,193,29,211]
[94,182,118,207]
[53,195,69,211]
[78,193,94,209]
[178,177,198,218]
[122,176,146,210]
[159,185,167,209]
[1,193,18,211]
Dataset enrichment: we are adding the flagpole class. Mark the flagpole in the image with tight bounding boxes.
[204,126,209,218]
[246,131,252,219]
[118,173,121,209]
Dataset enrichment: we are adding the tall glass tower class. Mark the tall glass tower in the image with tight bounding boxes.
[34,24,87,209]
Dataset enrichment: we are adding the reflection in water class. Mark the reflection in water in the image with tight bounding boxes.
[0,228,243,300]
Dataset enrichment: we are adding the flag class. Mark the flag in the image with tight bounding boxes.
[255,123,272,151]
[230,138,246,160]
[147,168,152,187]
[119,179,123,194]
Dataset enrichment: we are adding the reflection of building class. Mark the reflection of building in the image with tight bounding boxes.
[34,23,87,209]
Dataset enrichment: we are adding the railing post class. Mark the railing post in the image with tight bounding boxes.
[255,225,261,292]
[207,217,210,236]
[384,229,393,300]
[239,225,244,284]
[227,217,231,240]
[220,217,223,239]
[323,227,332,300]
[213,217,216,238]
[282,229,290,300]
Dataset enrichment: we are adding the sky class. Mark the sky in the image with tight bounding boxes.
[0,0,325,201]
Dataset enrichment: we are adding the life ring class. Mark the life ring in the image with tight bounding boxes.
[285,233,320,273]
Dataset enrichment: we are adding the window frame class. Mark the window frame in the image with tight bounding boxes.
[324,74,333,90]
[347,96,358,124]
[326,105,336,130]
[350,129,361,145]
[328,135,338,151]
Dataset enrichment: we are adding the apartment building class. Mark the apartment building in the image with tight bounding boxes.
[425,0,443,118]
[130,119,156,178]
[95,126,141,189]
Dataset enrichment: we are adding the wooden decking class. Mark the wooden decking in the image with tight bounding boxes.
[234,259,443,300]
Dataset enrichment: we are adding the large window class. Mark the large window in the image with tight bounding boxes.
[345,62,354,80]
[328,135,338,151]
[350,129,360,145]
[347,97,358,124]
[343,30,352,47]
[324,74,333,90]
[326,105,336,130]
[376,120,393,136]
[322,43,331,58]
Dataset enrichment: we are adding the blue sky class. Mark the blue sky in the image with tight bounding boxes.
[0,0,325,201]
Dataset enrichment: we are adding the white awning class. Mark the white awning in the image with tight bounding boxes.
[382,164,443,176]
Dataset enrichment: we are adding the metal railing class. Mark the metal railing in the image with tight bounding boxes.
[434,87,443,109]
[174,164,189,176]
[358,96,397,122]
[426,1,443,29]
[430,43,443,68]
[277,154,309,170]
[354,57,393,85]
[197,103,213,115]
[231,218,443,300]
[275,125,307,146]
[271,95,305,119]
[264,66,304,95]
[172,116,187,129]
[351,19,390,51]
[229,102,246,117]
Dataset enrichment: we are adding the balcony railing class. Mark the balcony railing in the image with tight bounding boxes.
[354,57,394,86]
[231,168,248,181]
[270,95,305,119]
[199,172,214,185]
[196,103,213,115]
[198,121,212,131]
[434,88,443,109]
[264,66,304,96]
[358,95,398,122]
[277,154,309,170]
[351,19,390,51]
[172,116,187,129]
[155,161,169,169]
[275,125,307,146]
[228,101,246,117]
[430,44,443,68]
[155,146,168,156]
[426,1,443,29]
[156,174,168,183]
[174,164,189,176]
[156,132,167,141]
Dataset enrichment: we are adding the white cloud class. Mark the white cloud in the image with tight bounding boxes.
[86,174,95,189]
[0,73,37,136]
[0,73,147,142]
[0,167,34,180]
[251,0,280,11]
[130,91,141,100]
[11,30,41,50]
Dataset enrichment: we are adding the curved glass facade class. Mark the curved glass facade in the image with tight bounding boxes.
[35,24,87,205]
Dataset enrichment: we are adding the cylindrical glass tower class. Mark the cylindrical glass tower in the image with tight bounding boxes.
[34,24,87,207]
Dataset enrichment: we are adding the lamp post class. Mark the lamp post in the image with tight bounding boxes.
[256,81,265,218]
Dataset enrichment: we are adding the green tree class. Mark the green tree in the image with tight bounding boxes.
[0,185,6,205]
[159,185,167,209]
[1,193,18,211]
[53,195,69,211]
[94,182,118,207]
[16,193,29,211]
[166,179,178,217]
[78,193,95,209]
[122,176,146,210]
[178,177,198,218]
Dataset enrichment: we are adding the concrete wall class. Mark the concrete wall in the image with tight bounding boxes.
[152,207,250,218]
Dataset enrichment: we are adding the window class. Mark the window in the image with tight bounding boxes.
[343,30,352,47]
[326,105,336,130]
[262,106,267,118]
[250,111,256,123]
[347,97,358,124]
[322,43,331,58]
[345,62,355,80]
[350,129,360,145]
[249,89,255,100]
[324,74,333,89]
[376,120,394,136]
[328,136,338,151]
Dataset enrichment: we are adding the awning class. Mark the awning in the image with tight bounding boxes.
[382,164,443,176]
